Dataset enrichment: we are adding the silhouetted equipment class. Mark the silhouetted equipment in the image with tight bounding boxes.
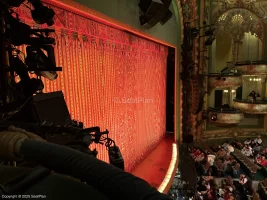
[205,36,216,46]
[8,91,73,125]
[138,0,173,29]
[160,9,173,25]
[108,146,125,171]
[138,0,163,16]
[0,0,124,173]
[204,28,215,36]
[183,134,193,144]
[211,112,217,121]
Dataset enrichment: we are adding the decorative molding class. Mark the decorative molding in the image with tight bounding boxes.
[176,0,184,41]
[208,112,244,125]
[180,0,198,22]
[208,75,242,93]
[42,0,176,48]
[212,0,266,40]
[235,64,267,75]
[213,0,267,24]
[202,128,267,139]
[215,9,264,40]
[233,100,267,114]
[176,0,184,141]
[180,0,198,138]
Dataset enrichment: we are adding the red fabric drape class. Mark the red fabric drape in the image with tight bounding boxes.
[15,3,168,172]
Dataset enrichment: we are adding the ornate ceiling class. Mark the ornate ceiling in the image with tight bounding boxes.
[212,0,267,40]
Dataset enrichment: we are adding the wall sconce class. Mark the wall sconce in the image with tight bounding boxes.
[232,90,235,93]
[223,90,229,93]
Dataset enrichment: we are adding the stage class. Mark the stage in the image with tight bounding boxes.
[132,134,176,190]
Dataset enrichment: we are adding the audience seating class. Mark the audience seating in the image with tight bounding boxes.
[231,148,259,179]
[258,179,267,200]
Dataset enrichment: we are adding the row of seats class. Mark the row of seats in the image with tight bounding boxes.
[258,180,267,200]
[231,149,258,179]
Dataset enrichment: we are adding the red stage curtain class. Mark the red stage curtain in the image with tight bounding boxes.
[15,3,168,172]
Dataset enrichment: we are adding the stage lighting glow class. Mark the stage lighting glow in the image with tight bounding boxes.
[158,143,178,193]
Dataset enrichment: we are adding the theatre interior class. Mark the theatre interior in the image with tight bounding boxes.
[1,0,267,199]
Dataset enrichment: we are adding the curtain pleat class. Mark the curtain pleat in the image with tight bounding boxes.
[15,4,168,172]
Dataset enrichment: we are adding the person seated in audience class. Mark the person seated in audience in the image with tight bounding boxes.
[232,163,241,178]
[192,148,201,159]
[256,156,267,167]
[217,160,225,177]
[195,152,205,163]
[219,187,234,200]
[222,141,229,149]
[207,154,216,166]
[255,153,261,162]
[225,176,234,187]
[203,176,214,182]
[231,140,243,149]
[226,144,234,153]
[252,143,261,155]
[252,192,260,200]
[241,145,253,157]
[250,140,256,148]
[207,188,216,200]
[254,135,262,146]
[262,148,267,157]
[239,174,248,185]
[244,138,251,145]
[217,147,227,158]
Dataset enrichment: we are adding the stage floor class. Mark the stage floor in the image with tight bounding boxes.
[131,134,174,188]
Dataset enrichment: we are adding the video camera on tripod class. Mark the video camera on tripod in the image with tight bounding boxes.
[0,0,124,170]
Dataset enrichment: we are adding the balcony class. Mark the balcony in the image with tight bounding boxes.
[232,99,267,114]
[208,107,244,126]
[208,74,242,93]
[235,61,267,75]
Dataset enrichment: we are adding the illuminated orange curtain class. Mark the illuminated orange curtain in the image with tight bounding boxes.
[15,3,168,172]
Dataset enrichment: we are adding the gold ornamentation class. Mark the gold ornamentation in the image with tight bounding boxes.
[233,100,267,114]
[235,64,267,75]
[202,128,266,139]
[208,112,244,125]
[208,76,242,93]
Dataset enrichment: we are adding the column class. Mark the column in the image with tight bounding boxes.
[229,87,233,106]
[262,77,267,100]
[262,25,267,59]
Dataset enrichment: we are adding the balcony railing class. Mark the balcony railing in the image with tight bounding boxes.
[233,99,267,104]
[234,60,267,75]
[232,99,267,114]
[208,107,244,125]
[234,60,267,66]
[208,107,243,113]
